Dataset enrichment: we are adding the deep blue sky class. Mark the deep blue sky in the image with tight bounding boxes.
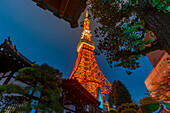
[0,0,154,103]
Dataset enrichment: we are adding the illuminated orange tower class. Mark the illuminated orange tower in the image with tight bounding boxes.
[69,11,112,98]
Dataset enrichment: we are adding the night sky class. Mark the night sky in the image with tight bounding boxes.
[0,0,154,103]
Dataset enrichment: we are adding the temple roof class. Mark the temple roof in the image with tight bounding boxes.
[32,0,87,28]
[62,79,100,105]
[153,101,170,113]
[0,38,33,73]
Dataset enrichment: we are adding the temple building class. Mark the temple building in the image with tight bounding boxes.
[153,101,170,113]
[61,79,103,113]
[0,37,34,112]
[144,32,170,102]
[0,37,33,85]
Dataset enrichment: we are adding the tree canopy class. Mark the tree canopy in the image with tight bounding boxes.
[117,103,139,113]
[139,96,156,105]
[0,64,63,113]
[108,80,132,108]
[88,0,170,74]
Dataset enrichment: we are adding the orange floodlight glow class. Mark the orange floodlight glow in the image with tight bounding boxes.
[69,11,112,98]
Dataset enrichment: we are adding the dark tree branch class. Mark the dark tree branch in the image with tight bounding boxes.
[114,40,161,58]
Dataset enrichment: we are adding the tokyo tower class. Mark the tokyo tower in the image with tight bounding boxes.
[69,11,112,98]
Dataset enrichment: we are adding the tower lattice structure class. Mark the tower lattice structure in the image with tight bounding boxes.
[69,11,112,98]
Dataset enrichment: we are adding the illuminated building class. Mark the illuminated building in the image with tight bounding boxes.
[32,0,87,28]
[144,32,170,102]
[69,11,112,103]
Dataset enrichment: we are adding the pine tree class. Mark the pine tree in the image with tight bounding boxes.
[0,64,63,113]
[108,81,116,108]
[117,103,139,113]
[108,80,132,108]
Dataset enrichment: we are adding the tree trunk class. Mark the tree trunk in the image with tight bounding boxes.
[142,6,170,54]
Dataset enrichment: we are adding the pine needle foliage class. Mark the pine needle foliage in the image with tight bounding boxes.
[108,80,132,108]
[117,103,139,113]
[0,64,63,113]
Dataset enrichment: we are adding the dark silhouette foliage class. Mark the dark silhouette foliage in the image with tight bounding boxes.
[108,80,132,108]
[110,109,118,113]
[139,96,155,105]
[117,103,139,113]
[88,0,170,74]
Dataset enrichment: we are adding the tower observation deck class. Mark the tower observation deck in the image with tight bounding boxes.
[69,11,112,98]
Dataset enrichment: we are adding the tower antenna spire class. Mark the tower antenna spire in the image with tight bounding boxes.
[86,10,88,18]
[81,10,92,41]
